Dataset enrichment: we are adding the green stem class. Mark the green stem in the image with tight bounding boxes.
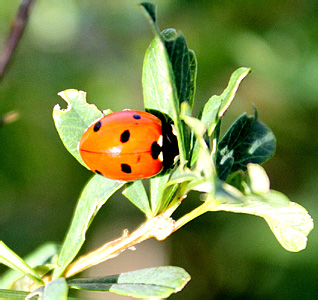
[174,199,211,231]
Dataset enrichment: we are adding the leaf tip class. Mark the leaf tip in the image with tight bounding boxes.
[138,2,156,24]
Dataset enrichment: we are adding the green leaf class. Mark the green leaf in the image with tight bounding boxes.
[1,243,59,289]
[141,7,188,165]
[0,289,30,299]
[178,103,216,194]
[141,4,194,214]
[138,2,158,33]
[190,67,250,166]
[162,29,192,107]
[216,112,276,180]
[181,103,207,139]
[143,34,187,163]
[179,102,216,194]
[210,166,314,252]
[122,180,152,217]
[214,188,313,252]
[218,67,251,120]
[166,167,198,186]
[142,36,178,120]
[52,175,124,279]
[150,174,168,215]
[204,67,251,135]
[150,173,177,215]
[188,49,197,109]
[53,89,104,168]
[181,103,214,177]
[217,156,234,181]
[0,241,44,286]
[161,28,194,158]
[200,95,222,138]
[68,266,190,298]
[43,278,68,300]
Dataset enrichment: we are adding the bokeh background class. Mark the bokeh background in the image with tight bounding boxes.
[1,0,317,299]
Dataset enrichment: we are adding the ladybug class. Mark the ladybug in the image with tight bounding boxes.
[79,110,178,181]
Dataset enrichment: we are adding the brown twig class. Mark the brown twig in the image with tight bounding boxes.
[0,0,35,81]
[63,207,177,278]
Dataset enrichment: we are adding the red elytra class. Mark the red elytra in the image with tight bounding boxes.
[79,110,171,181]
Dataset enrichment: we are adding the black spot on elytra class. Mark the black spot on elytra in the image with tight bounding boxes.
[151,141,162,160]
[121,164,132,174]
[120,130,130,143]
[133,114,141,120]
[95,170,103,176]
[94,121,102,132]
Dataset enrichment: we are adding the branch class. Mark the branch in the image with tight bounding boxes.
[0,0,35,81]
[63,207,177,278]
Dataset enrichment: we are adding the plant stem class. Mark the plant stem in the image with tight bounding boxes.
[0,0,35,80]
[62,188,208,278]
[63,209,176,278]
[174,200,211,231]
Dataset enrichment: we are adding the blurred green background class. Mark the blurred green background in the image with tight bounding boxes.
[1,0,317,299]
